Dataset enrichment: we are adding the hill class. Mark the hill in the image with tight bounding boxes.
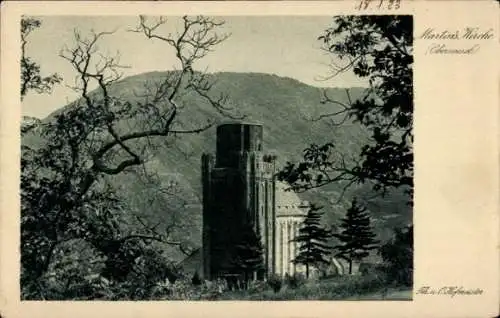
[22,71,412,263]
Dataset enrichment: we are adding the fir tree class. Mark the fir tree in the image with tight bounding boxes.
[292,204,332,278]
[332,199,379,274]
[232,224,265,286]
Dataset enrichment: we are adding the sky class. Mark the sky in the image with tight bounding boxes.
[22,16,367,119]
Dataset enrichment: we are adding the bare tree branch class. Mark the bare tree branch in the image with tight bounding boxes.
[22,16,232,289]
[21,17,62,99]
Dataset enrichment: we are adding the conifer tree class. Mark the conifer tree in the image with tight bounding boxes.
[232,224,265,286]
[332,199,379,274]
[292,204,332,278]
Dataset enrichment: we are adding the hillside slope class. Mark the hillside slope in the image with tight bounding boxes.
[22,72,412,262]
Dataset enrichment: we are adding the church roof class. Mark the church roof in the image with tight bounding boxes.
[217,120,263,127]
[275,181,309,217]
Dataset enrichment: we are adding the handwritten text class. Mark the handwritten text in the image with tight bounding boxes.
[419,27,494,55]
[417,286,484,297]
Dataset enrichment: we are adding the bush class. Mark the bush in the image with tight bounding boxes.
[191,272,202,286]
[21,239,184,300]
[247,279,267,293]
[215,269,407,300]
[21,239,110,300]
[150,277,229,300]
[267,275,283,293]
[379,225,413,287]
[285,273,305,289]
[316,272,387,299]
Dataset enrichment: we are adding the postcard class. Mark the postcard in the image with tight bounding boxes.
[0,1,498,317]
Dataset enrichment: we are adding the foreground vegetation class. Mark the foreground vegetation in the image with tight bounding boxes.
[22,222,411,300]
[20,16,413,300]
[215,273,411,301]
[27,260,412,301]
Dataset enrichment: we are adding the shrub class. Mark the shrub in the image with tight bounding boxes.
[120,247,181,299]
[267,275,283,293]
[153,277,230,300]
[311,271,388,299]
[21,239,111,300]
[379,225,413,287]
[355,271,387,293]
[24,240,185,300]
[359,262,375,276]
[285,273,305,289]
[247,279,267,293]
[191,272,202,286]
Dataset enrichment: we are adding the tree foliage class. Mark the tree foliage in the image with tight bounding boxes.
[231,224,265,285]
[292,204,332,278]
[332,199,379,274]
[21,17,62,99]
[277,15,413,204]
[21,15,231,299]
[379,225,413,286]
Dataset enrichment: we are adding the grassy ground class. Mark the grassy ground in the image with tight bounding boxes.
[345,288,412,300]
[213,275,413,301]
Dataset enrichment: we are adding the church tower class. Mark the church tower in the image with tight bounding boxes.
[201,122,276,280]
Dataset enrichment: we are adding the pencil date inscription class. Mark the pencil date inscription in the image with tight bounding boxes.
[356,0,401,10]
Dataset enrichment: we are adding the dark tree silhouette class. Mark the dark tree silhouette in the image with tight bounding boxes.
[232,224,265,287]
[277,15,413,205]
[379,225,413,286]
[332,199,379,274]
[292,204,332,278]
[21,15,232,299]
[191,271,202,286]
[21,17,62,100]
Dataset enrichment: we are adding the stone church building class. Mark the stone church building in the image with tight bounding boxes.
[198,122,344,281]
